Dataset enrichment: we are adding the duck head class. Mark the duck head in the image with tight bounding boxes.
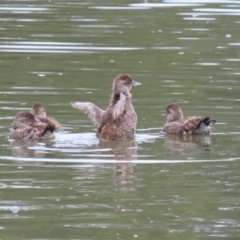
[112,74,141,95]
[162,104,184,122]
[30,102,47,118]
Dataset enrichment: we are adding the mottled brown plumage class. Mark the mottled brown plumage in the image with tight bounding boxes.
[71,74,141,140]
[162,104,216,135]
[30,102,61,132]
[9,111,56,140]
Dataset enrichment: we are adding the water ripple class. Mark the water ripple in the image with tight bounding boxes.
[129,3,203,8]
[0,7,49,11]
[165,0,240,3]
[1,157,240,164]
[0,41,144,53]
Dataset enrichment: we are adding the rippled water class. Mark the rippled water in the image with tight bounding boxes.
[0,0,240,239]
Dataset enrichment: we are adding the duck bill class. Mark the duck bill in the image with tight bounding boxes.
[132,80,141,87]
[161,113,166,117]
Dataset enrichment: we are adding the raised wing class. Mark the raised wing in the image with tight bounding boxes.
[71,102,104,128]
[112,93,126,120]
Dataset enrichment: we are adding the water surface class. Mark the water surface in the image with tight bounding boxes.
[0,0,240,239]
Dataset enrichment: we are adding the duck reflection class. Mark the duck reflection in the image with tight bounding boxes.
[98,139,138,160]
[10,139,54,159]
[98,139,137,192]
[163,134,211,153]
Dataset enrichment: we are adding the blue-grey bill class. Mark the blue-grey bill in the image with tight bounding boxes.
[132,80,141,87]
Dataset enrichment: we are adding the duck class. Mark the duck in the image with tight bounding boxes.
[162,103,216,134]
[29,102,61,132]
[9,111,57,140]
[71,74,141,140]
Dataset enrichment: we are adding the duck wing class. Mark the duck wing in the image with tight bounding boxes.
[10,126,33,140]
[23,130,34,140]
[112,93,126,120]
[96,94,127,138]
[38,117,61,132]
[182,116,202,133]
[182,116,216,134]
[47,117,61,131]
[71,102,104,128]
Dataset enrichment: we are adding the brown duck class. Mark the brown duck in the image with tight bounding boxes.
[162,104,216,134]
[9,111,57,140]
[30,102,61,132]
[71,74,141,140]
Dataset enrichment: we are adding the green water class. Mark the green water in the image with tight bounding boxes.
[0,0,240,239]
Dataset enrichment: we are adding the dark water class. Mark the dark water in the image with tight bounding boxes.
[0,0,240,239]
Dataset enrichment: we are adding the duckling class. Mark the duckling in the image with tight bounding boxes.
[30,102,61,132]
[162,103,216,135]
[71,74,141,140]
[9,111,56,140]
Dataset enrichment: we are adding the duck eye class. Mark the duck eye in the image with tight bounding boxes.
[126,78,132,85]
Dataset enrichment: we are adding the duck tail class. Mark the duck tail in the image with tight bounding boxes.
[41,125,56,136]
[196,117,216,130]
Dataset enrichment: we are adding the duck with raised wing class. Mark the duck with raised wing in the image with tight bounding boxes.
[30,102,61,132]
[9,111,57,140]
[162,103,216,134]
[71,74,141,140]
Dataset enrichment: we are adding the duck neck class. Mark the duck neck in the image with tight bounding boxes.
[110,92,131,106]
[174,114,184,122]
[178,111,184,122]
[167,114,184,123]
